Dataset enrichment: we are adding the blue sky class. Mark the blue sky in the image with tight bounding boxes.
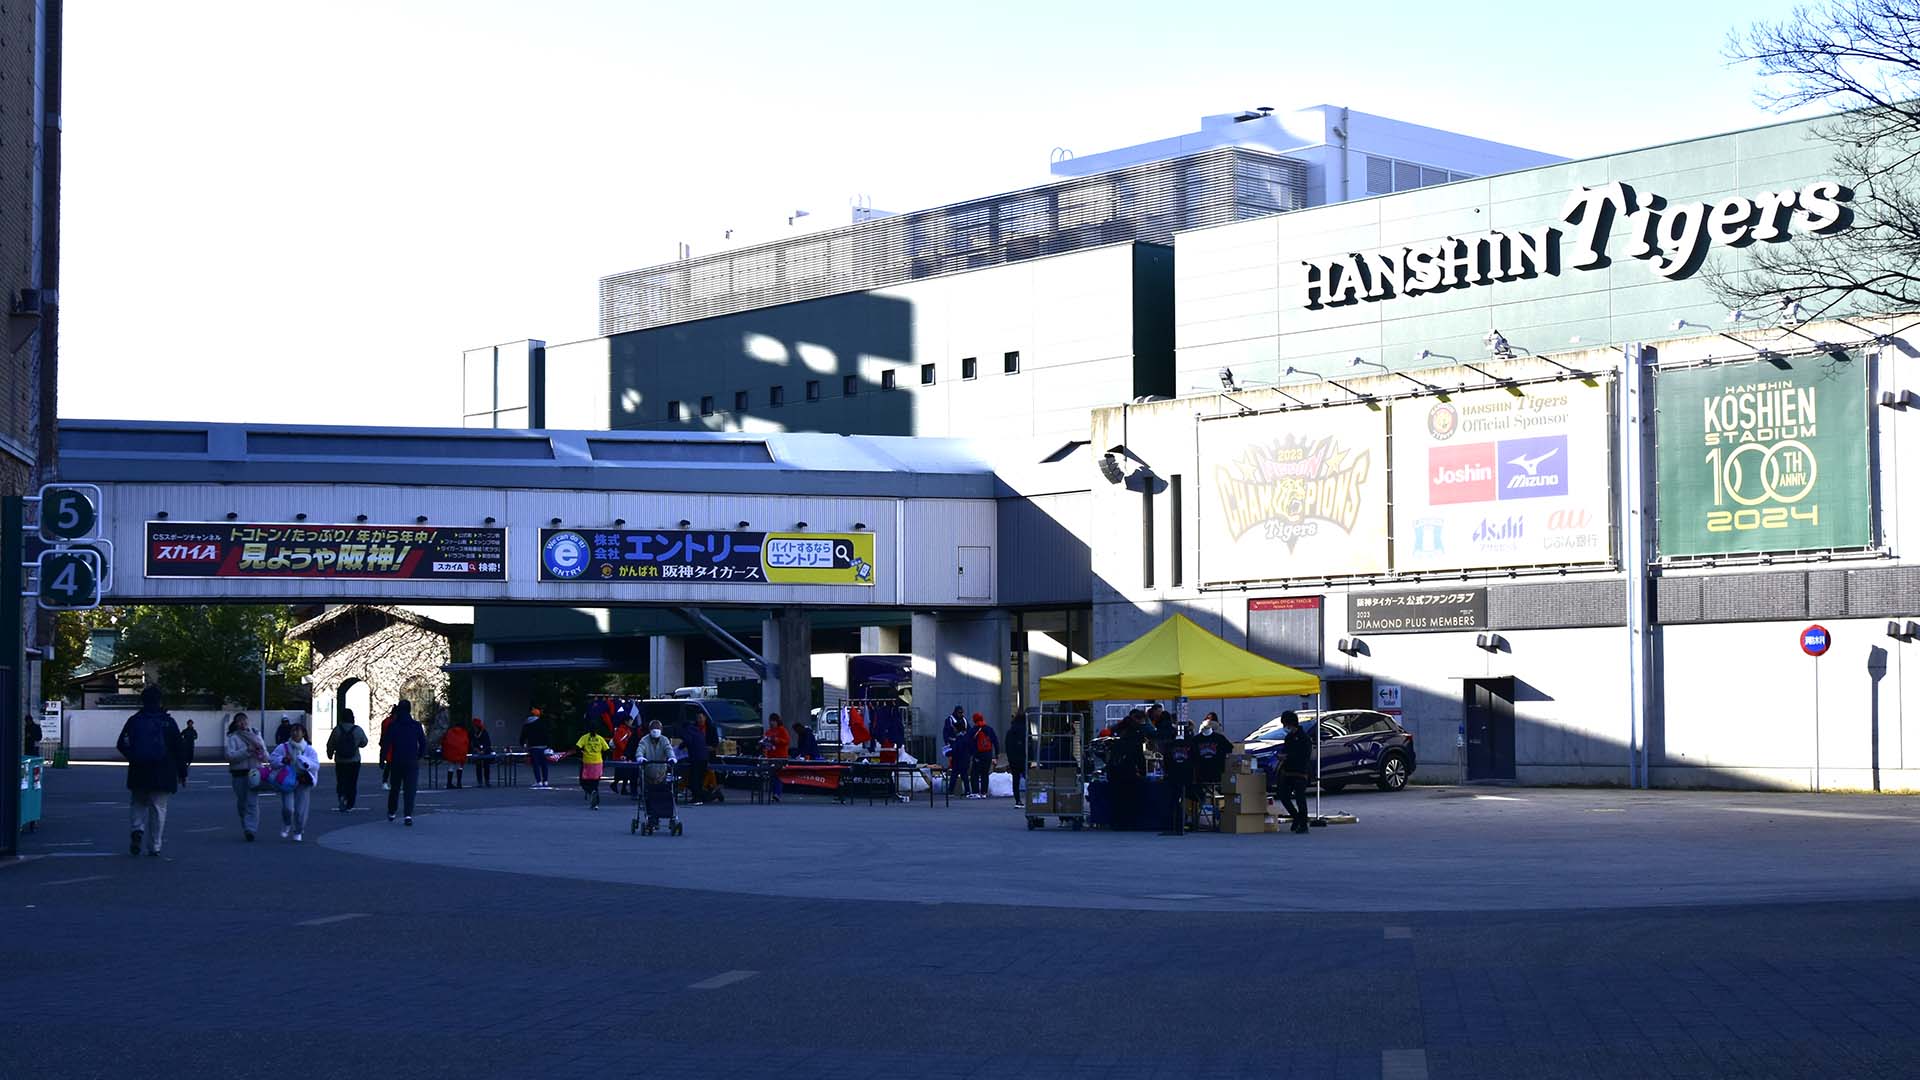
[60,0,1817,426]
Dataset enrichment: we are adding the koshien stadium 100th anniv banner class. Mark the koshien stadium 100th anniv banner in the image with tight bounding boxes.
[1655,353,1871,558]
[1199,403,1389,583]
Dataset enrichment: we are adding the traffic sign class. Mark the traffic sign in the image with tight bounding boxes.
[37,483,100,541]
[1800,624,1831,657]
[36,547,102,610]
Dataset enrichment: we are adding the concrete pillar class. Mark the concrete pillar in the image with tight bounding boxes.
[1024,630,1073,713]
[762,607,812,729]
[859,625,902,654]
[473,669,533,738]
[910,612,940,753]
[913,609,1013,734]
[649,635,687,697]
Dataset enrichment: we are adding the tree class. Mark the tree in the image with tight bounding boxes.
[1715,1,1920,314]
[113,605,311,707]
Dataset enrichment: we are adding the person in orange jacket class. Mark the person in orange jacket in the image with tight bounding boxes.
[762,713,790,802]
[440,720,470,789]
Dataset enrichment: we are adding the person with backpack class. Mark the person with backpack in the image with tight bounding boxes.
[117,685,184,857]
[174,718,199,786]
[382,700,428,826]
[224,712,270,841]
[326,708,368,812]
[272,722,321,842]
[967,713,998,798]
[440,718,470,789]
[521,707,551,790]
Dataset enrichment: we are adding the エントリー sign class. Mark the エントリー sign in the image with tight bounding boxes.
[538,528,876,586]
[1301,180,1852,308]
[1653,354,1871,558]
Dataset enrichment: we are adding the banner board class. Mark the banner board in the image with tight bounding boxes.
[1391,383,1613,571]
[1348,588,1488,634]
[146,523,506,580]
[1654,354,1871,557]
[1198,404,1389,583]
[1246,596,1323,670]
[538,528,876,586]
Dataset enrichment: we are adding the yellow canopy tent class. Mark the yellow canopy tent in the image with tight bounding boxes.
[1039,613,1320,701]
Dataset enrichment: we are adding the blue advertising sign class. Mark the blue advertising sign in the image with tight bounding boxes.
[537,528,876,586]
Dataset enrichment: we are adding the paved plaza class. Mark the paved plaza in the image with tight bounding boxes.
[4,766,1920,1079]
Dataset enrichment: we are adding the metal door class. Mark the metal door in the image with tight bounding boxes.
[1463,677,1515,780]
[957,545,990,600]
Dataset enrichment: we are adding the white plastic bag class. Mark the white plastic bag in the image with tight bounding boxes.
[988,771,1014,798]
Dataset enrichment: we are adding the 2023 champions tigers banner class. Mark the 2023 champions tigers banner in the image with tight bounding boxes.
[1198,403,1389,583]
[1654,353,1872,557]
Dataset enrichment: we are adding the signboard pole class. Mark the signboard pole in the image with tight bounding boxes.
[2,496,23,856]
[1620,343,1651,789]
[1813,654,1822,794]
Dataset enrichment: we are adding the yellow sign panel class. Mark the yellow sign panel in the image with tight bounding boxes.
[760,533,877,586]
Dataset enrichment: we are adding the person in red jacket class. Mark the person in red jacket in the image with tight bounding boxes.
[762,713,790,803]
[968,713,998,798]
[440,721,470,789]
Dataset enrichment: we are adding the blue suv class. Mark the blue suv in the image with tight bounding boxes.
[1244,710,1417,792]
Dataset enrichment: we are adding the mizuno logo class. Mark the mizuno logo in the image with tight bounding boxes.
[1507,447,1560,476]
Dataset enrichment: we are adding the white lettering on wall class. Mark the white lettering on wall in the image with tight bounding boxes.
[1300,180,1855,309]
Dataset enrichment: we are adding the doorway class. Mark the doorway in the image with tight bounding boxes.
[1463,677,1515,781]
[1325,677,1374,711]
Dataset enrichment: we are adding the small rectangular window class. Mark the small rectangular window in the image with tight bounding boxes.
[881,369,896,390]
[1142,486,1155,589]
[1170,474,1184,587]
[734,390,749,412]
[805,379,821,402]
[666,401,682,422]
[1004,350,1020,374]
[842,375,858,396]
[699,395,714,417]
[769,385,784,408]
[921,363,936,385]
[962,357,978,380]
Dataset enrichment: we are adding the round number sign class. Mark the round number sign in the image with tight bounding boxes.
[1800,624,1831,657]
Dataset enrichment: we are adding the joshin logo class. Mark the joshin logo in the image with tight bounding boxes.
[1214,435,1371,550]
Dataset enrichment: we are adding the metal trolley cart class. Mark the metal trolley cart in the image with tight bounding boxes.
[632,759,683,836]
[1022,708,1087,831]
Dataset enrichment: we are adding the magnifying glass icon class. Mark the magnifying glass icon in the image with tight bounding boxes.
[834,542,852,562]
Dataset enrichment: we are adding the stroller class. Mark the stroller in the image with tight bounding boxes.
[632,758,684,836]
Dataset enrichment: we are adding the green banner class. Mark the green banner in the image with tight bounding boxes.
[1655,354,1871,557]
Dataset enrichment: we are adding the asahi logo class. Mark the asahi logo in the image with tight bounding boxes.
[1302,179,1853,309]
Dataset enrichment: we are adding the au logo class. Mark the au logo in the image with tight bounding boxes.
[1427,402,1458,441]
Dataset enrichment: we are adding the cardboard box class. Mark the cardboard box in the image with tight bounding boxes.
[1050,785,1085,814]
[1225,792,1267,816]
[1221,812,1269,834]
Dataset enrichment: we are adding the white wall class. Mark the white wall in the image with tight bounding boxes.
[63,710,311,760]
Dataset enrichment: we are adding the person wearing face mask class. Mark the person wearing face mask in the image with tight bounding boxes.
[225,712,269,842]
[273,722,321,843]
[636,720,677,831]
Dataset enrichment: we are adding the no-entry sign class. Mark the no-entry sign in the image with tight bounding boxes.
[1800,624,1831,657]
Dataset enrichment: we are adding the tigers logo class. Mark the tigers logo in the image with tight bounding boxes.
[1427,402,1459,441]
[1213,435,1371,549]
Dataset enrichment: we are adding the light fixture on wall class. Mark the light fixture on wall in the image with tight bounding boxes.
[549,517,562,526]
[853,521,868,530]
[1098,452,1125,484]
[484,516,496,525]
[738,520,750,529]
[225,512,238,521]
[1880,390,1917,409]
[613,518,626,527]
[294,513,308,522]
[1890,621,1919,642]
[678,519,691,528]
[1336,637,1369,657]
[794,521,808,530]
[1474,633,1507,653]
[156,510,168,520]
[415,515,429,524]
[356,514,368,523]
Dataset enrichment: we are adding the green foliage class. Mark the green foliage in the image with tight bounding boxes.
[110,605,312,707]
[45,608,113,697]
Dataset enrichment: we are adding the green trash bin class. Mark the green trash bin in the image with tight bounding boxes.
[19,756,44,833]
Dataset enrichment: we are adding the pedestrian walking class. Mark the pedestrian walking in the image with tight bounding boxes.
[522,707,551,789]
[967,713,997,798]
[224,713,269,841]
[326,709,368,812]
[636,719,675,826]
[1276,711,1312,835]
[575,726,611,809]
[272,723,321,842]
[441,720,470,789]
[469,717,494,787]
[174,718,199,786]
[609,712,636,796]
[274,716,292,747]
[382,700,428,825]
[117,685,184,857]
[948,706,975,798]
[379,705,395,790]
[1005,712,1029,806]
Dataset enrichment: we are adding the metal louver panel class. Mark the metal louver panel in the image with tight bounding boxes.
[599,148,1308,335]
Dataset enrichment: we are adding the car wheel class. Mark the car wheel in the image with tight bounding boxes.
[1377,753,1409,791]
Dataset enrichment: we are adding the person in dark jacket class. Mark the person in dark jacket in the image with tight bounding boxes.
[174,718,199,786]
[327,708,368,811]
[23,716,42,756]
[273,716,292,747]
[1005,713,1028,806]
[117,685,184,856]
[1106,709,1149,829]
[947,707,973,797]
[521,708,550,789]
[1277,711,1312,834]
[469,718,494,787]
[381,699,429,825]
[682,714,712,804]
[794,720,820,761]
[967,713,997,798]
